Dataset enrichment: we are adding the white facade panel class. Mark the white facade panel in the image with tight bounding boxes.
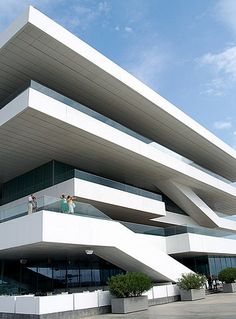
[73,291,98,310]
[74,178,165,217]
[38,295,73,315]
[167,233,236,255]
[15,296,38,315]
[0,213,43,250]
[0,211,191,282]
[0,296,16,313]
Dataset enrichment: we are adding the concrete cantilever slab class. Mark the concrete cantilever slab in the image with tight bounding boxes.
[157,180,236,231]
[0,6,236,180]
[0,211,192,282]
[2,88,236,215]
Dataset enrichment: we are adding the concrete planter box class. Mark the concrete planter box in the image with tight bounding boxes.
[180,288,205,301]
[111,296,148,313]
[222,283,236,293]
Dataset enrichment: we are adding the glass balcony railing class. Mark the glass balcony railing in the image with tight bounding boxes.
[120,223,236,239]
[56,169,162,201]
[121,221,166,236]
[165,225,236,239]
[0,196,111,224]
[1,197,236,241]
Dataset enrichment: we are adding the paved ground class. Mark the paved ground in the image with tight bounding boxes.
[87,293,236,319]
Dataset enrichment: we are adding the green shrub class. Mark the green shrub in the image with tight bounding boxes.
[177,273,206,291]
[108,272,153,298]
[218,267,236,284]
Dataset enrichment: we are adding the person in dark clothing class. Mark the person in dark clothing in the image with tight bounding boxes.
[208,275,213,290]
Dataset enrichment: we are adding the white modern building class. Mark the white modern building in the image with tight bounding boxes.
[1,6,236,316]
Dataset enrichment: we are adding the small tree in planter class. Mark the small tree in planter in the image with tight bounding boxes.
[177,273,206,301]
[218,267,236,293]
[108,272,153,313]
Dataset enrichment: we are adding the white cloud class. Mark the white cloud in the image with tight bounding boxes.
[60,1,111,30]
[199,46,236,95]
[213,120,232,130]
[216,0,236,35]
[98,1,110,14]
[200,77,226,96]
[0,0,111,33]
[0,0,59,31]
[199,1,236,96]
[124,26,133,33]
[200,46,236,78]
[125,45,169,89]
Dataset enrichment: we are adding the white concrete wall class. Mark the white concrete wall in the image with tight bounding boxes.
[39,295,73,315]
[0,296,16,313]
[152,210,198,227]
[0,285,178,315]
[0,213,43,250]
[74,291,98,310]
[27,88,236,204]
[167,233,236,255]
[0,89,29,127]
[0,211,191,282]
[137,233,166,252]
[74,178,165,216]
[15,295,38,315]
[41,211,191,282]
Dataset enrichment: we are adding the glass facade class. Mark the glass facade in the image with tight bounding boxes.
[0,160,162,205]
[162,195,186,215]
[0,161,74,205]
[0,257,124,295]
[175,255,236,277]
[0,159,188,218]
[208,256,236,276]
[165,225,236,239]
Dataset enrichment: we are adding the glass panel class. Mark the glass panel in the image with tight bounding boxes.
[1,160,162,205]
[209,257,216,276]
[0,257,124,295]
[121,221,165,236]
[165,225,236,239]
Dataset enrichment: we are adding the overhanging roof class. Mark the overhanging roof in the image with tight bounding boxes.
[0,6,236,181]
[1,87,236,216]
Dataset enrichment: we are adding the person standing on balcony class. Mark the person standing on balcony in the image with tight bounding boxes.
[60,194,68,213]
[67,195,75,214]
[28,194,37,214]
[28,194,33,214]
[32,195,37,213]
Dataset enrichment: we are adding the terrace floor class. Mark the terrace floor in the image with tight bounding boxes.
[88,292,236,319]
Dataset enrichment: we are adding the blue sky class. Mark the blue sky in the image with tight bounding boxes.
[0,0,236,148]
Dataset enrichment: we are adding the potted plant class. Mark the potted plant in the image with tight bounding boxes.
[177,273,206,301]
[218,267,236,293]
[108,272,153,314]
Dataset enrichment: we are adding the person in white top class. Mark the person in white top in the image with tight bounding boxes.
[28,194,33,214]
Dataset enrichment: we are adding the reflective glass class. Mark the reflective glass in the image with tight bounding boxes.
[0,258,124,295]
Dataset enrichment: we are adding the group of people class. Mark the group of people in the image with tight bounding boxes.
[60,194,76,214]
[27,194,76,215]
[207,275,219,291]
